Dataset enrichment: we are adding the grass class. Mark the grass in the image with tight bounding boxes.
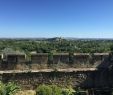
[16,90,36,95]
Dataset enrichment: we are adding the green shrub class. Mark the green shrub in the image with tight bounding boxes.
[50,85,62,95]
[36,84,62,95]
[36,84,52,95]
[62,86,75,95]
[5,82,20,95]
[0,81,20,95]
[36,84,86,95]
[0,81,6,95]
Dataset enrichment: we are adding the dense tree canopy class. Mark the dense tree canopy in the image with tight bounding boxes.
[0,38,113,53]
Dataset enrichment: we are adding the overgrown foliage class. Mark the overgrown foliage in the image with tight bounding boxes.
[0,81,6,95]
[62,86,75,95]
[0,82,86,95]
[50,85,62,95]
[36,84,62,95]
[36,84,86,95]
[0,81,20,95]
[36,84,52,95]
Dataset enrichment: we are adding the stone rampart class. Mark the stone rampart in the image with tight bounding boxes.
[0,68,113,90]
[0,53,113,91]
[0,53,110,70]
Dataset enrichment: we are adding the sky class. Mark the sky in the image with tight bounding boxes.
[0,0,113,38]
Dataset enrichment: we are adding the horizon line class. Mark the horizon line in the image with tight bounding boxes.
[0,37,113,40]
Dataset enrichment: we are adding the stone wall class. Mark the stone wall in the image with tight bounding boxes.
[73,53,90,67]
[0,53,110,70]
[0,54,2,63]
[1,54,26,70]
[0,54,2,69]
[0,71,94,89]
[31,53,48,64]
[92,53,109,65]
[53,53,69,64]
[0,53,113,91]
[0,69,113,90]
[17,54,26,63]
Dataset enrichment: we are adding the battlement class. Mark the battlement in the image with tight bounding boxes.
[0,53,113,90]
[0,53,110,70]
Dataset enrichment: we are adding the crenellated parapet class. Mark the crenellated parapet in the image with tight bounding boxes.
[0,53,113,90]
[0,53,111,70]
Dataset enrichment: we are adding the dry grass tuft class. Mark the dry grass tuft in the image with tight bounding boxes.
[16,90,36,95]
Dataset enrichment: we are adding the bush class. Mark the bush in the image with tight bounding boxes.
[50,85,62,95]
[36,84,52,95]
[36,84,62,95]
[0,81,20,95]
[62,86,75,95]
[5,82,20,95]
[0,81,6,95]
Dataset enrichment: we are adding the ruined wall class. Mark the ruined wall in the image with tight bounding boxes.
[28,53,48,69]
[0,54,1,62]
[0,53,113,90]
[0,53,110,70]
[1,54,26,70]
[0,71,94,89]
[92,53,109,66]
[0,69,113,90]
[73,53,90,67]
[53,53,69,64]
[31,53,48,64]
[17,54,26,63]
[0,55,2,68]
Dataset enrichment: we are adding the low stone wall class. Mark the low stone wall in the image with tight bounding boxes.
[0,70,94,89]
[0,68,113,90]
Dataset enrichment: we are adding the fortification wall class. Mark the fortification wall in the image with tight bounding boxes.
[53,53,69,64]
[73,53,90,67]
[0,55,2,69]
[92,53,109,65]
[0,69,113,90]
[0,54,1,63]
[0,71,95,89]
[0,53,112,90]
[31,53,48,64]
[0,53,110,70]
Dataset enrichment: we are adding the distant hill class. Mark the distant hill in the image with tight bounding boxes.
[0,37,113,41]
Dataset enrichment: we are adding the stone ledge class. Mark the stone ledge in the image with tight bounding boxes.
[0,68,97,74]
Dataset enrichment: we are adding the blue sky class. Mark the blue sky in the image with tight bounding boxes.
[0,0,113,38]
